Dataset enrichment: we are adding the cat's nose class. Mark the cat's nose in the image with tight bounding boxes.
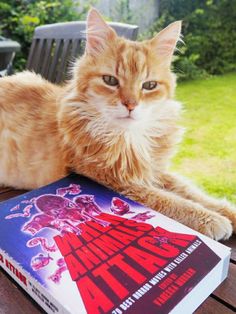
[122,100,138,111]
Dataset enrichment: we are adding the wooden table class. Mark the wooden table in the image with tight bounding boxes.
[0,188,236,314]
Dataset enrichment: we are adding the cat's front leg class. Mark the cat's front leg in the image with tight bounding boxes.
[161,172,236,232]
[79,170,232,240]
[117,183,232,241]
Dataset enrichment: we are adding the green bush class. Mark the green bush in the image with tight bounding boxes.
[0,0,92,71]
[147,0,236,80]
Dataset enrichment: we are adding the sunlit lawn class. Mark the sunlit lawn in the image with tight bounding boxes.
[173,73,236,203]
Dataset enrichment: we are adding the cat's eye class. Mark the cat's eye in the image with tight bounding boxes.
[102,75,119,87]
[142,81,158,90]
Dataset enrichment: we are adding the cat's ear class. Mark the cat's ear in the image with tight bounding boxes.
[150,21,182,63]
[85,8,116,56]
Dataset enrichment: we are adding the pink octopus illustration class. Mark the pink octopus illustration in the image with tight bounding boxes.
[56,184,81,196]
[27,237,57,252]
[48,258,68,284]
[154,236,169,245]
[110,197,132,215]
[20,193,109,235]
[131,211,155,222]
[31,253,53,271]
[5,204,33,219]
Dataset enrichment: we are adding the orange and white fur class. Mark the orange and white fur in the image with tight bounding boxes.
[0,9,235,240]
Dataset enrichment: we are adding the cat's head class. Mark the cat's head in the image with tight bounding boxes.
[72,8,182,130]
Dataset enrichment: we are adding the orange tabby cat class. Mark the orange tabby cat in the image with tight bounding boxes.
[0,9,235,240]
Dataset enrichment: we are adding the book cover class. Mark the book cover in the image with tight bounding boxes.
[0,174,231,314]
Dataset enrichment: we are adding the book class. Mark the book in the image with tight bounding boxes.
[0,174,231,314]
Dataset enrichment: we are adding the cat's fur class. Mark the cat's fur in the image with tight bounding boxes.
[0,9,235,240]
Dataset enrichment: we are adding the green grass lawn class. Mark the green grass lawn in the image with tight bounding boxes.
[173,73,236,203]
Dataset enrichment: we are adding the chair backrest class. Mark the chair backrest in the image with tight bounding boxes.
[26,21,139,84]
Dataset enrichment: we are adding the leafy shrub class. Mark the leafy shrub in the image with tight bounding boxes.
[0,0,91,71]
[147,0,236,80]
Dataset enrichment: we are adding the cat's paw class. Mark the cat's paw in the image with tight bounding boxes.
[209,200,236,233]
[197,212,233,241]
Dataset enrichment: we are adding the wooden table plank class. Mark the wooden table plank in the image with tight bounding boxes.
[0,190,27,202]
[0,187,12,195]
[212,263,236,309]
[0,269,44,314]
[222,235,236,262]
[195,296,235,314]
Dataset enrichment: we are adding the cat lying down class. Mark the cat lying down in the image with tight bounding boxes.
[0,8,235,240]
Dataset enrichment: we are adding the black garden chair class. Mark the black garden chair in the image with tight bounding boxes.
[26,21,139,84]
[0,37,20,77]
